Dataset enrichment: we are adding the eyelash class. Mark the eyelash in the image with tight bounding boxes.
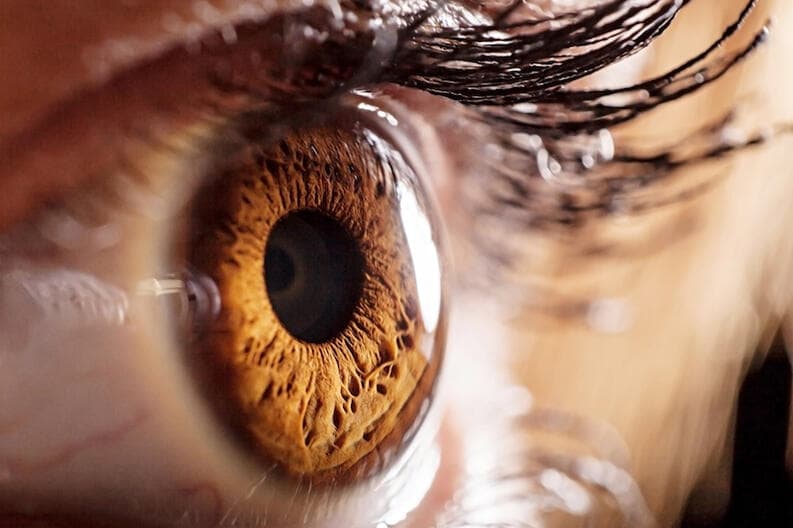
[383,0,768,219]
[352,0,776,298]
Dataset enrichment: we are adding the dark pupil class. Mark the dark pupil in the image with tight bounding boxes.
[265,246,295,294]
[264,210,363,343]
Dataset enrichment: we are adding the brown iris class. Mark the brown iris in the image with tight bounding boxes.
[187,123,444,482]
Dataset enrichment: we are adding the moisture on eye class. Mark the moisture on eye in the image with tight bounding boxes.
[185,124,445,483]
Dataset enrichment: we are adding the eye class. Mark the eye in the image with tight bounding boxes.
[0,47,448,525]
[3,0,781,526]
[184,119,445,482]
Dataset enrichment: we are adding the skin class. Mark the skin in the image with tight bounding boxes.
[1,0,792,527]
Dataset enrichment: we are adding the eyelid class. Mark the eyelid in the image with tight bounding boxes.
[0,0,361,142]
[0,5,378,233]
[0,0,499,234]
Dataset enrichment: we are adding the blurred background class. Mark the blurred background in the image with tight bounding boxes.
[683,336,793,527]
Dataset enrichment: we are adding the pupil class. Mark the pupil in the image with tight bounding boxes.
[264,210,363,343]
[264,246,295,293]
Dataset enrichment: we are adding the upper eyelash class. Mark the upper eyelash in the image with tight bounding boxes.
[486,0,766,135]
[378,0,774,243]
[386,0,693,104]
[385,0,763,128]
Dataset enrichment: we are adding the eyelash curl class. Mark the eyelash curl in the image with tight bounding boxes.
[371,0,780,289]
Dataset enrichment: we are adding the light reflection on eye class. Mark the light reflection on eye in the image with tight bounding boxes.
[397,179,443,334]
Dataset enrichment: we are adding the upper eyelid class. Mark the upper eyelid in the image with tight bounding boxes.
[0,4,389,233]
[0,0,362,142]
[0,0,520,233]
[0,1,254,143]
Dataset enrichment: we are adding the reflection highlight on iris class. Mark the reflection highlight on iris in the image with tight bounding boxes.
[397,181,443,336]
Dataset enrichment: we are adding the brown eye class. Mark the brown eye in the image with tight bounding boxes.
[186,120,445,483]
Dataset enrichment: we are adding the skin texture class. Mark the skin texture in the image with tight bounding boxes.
[1,0,793,527]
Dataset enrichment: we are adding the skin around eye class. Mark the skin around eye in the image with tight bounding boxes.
[184,123,445,482]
